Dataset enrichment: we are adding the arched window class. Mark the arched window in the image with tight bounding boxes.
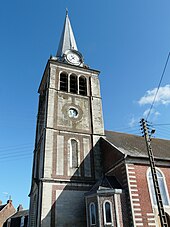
[70,139,79,168]
[79,76,87,96]
[148,169,169,206]
[60,72,68,92]
[89,203,96,225]
[70,74,78,94]
[103,201,113,225]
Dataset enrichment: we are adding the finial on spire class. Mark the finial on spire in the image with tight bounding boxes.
[66,8,68,15]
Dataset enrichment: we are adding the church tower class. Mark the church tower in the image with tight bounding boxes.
[29,11,105,227]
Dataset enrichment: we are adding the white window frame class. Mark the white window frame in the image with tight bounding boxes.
[147,167,170,208]
[89,202,96,226]
[103,200,114,226]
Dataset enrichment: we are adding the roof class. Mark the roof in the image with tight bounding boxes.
[105,130,170,160]
[57,11,78,57]
[86,176,122,196]
[0,204,6,211]
[10,209,29,218]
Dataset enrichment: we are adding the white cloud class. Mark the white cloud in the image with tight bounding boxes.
[143,109,150,117]
[143,108,160,119]
[138,84,170,106]
[129,116,136,128]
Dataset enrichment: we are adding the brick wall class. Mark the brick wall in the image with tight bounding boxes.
[127,163,170,227]
[0,201,16,227]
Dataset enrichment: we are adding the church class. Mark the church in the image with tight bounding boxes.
[28,12,170,227]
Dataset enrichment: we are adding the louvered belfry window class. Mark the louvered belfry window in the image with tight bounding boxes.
[60,72,68,92]
[70,74,78,94]
[79,76,87,96]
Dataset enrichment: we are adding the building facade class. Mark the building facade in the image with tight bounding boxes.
[29,12,170,227]
[0,200,15,227]
[3,205,28,227]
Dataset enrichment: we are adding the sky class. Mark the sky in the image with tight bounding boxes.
[0,1,170,209]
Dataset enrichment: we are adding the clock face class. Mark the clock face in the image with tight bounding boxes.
[65,50,82,66]
[68,108,78,118]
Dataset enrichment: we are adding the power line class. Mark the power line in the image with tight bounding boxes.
[0,155,32,162]
[153,123,170,126]
[146,52,170,120]
[0,149,32,157]
[0,146,33,153]
[0,143,33,149]
[0,153,32,160]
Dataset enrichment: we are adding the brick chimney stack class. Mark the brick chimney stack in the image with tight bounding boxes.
[7,195,12,206]
[17,204,23,212]
[7,199,12,204]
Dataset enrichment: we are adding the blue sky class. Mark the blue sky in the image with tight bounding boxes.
[0,1,170,209]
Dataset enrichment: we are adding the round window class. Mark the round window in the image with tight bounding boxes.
[68,108,78,118]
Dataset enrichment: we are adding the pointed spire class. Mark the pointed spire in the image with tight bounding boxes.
[57,10,78,57]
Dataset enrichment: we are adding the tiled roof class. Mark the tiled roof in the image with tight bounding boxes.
[10,210,29,218]
[105,130,170,160]
[0,204,6,211]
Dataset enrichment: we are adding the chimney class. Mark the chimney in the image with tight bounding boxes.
[7,195,12,204]
[17,204,23,212]
[0,200,2,205]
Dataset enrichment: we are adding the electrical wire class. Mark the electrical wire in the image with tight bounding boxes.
[146,52,170,120]
[153,123,170,126]
[0,143,33,149]
[0,153,32,160]
[0,143,33,163]
[150,122,170,137]
[110,125,141,136]
[0,155,32,162]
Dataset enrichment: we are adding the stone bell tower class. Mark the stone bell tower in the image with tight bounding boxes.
[29,11,105,227]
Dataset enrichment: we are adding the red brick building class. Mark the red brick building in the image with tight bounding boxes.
[101,131,170,226]
[3,205,28,227]
[0,200,15,227]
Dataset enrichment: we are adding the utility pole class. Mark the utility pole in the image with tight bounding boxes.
[140,118,168,227]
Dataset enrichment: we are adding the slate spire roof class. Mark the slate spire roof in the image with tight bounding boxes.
[57,10,78,57]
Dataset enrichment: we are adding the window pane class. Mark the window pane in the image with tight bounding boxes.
[60,73,68,92]
[79,76,87,96]
[149,176,157,205]
[158,177,169,205]
[70,74,78,94]
[90,203,96,225]
[105,202,112,223]
[71,140,78,168]
[148,169,169,206]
